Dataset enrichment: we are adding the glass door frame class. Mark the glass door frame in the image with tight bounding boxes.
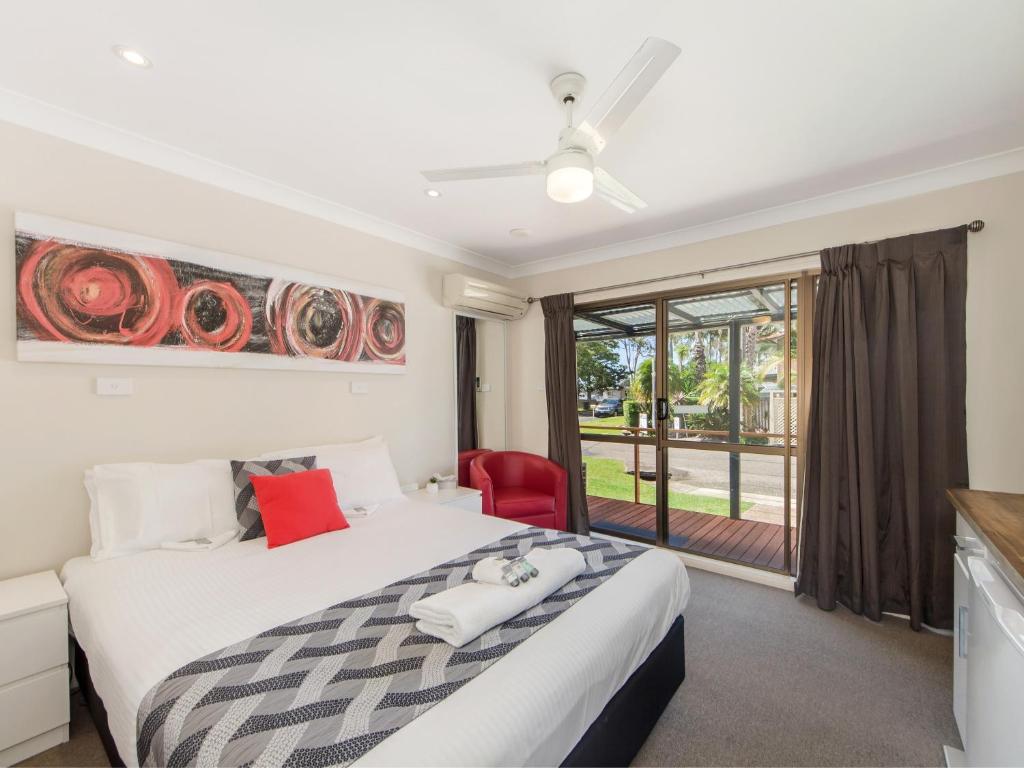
[578,269,818,573]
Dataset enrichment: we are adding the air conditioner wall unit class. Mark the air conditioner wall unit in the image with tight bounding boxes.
[442,274,529,321]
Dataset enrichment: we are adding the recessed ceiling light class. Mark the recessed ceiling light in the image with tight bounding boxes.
[424,188,442,198]
[112,45,152,68]
[509,228,531,238]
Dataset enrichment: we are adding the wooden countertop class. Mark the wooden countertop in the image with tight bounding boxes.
[947,488,1024,592]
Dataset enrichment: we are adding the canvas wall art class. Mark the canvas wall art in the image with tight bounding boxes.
[14,214,406,372]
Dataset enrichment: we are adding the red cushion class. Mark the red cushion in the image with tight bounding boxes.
[250,468,349,548]
[493,486,556,519]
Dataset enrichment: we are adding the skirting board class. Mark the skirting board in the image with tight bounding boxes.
[0,723,69,766]
[675,551,793,591]
[943,745,967,767]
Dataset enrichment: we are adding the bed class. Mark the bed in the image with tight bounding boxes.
[62,497,690,767]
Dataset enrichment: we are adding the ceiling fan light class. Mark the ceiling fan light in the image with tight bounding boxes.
[546,150,594,203]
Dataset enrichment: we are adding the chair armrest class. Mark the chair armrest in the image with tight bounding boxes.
[469,459,495,516]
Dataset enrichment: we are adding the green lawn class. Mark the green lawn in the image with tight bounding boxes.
[579,414,629,436]
[583,455,752,517]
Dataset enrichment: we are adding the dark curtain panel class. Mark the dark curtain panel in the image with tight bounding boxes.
[795,226,968,630]
[456,315,478,453]
[541,293,590,535]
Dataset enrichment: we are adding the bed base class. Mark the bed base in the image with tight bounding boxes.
[73,614,685,768]
[74,641,125,768]
[561,614,685,767]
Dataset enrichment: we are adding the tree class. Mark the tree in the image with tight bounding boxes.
[695,362,761,415]
[742,324,759,368]
[629,357,687,405]
[619,336,654,382]
[576,341,625,403]
[691,333,707,384]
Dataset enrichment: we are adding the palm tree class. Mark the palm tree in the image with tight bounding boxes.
[696,362,761,413]
[692,333,706,384]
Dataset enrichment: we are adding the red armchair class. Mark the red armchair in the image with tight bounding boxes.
[469,451,568,531]
[457,449,492,488]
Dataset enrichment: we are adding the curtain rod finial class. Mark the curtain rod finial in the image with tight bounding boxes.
[967,219,985,233]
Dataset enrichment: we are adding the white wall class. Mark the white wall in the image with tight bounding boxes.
[0,121,506,580]
[508,171,1024,495]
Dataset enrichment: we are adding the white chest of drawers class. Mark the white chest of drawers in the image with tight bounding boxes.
[0,571,70,766]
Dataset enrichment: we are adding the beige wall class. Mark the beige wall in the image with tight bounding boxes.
[0,121,506,580]
[508,171,1024,495]
[474,318,507,451]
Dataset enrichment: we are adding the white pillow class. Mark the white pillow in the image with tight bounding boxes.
[85,460,237,560]
[258,436,403,510]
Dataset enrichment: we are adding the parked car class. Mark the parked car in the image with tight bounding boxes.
[594,398,623,417]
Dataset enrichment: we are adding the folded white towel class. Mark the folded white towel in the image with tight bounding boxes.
[345,503,379,518]
[410,547,586,647]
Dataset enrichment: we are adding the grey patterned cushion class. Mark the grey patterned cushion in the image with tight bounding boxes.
[230,456,316,541]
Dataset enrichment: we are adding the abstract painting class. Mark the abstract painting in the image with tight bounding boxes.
[14,214,406,373]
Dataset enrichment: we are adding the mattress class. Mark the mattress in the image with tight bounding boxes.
[61,497,690,767]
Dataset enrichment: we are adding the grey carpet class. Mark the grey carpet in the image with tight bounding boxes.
[20,568,960,768]
[634,568,960,767]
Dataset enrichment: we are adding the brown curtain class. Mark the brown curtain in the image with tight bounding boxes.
[541,293,590,535]
[795,226,968,630]
[456,315,478,452]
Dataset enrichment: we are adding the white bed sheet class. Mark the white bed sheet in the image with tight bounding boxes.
[61,498,690,767]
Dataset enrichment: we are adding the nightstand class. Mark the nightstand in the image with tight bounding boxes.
[0,571,69,765]
[406,485,483,513]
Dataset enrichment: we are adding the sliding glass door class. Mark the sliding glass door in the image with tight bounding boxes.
[575,301,659,542]
[574,272,815,573]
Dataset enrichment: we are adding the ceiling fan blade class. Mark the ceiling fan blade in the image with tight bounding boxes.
[570,37,680,155]
[594,167,647,213]
[421,161,546,183]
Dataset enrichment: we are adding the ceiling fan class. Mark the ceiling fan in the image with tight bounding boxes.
[421,37,681,213]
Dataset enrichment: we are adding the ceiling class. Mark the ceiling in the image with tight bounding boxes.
[1,0,1023,276]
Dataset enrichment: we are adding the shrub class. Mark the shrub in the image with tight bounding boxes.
[623,400,642,428]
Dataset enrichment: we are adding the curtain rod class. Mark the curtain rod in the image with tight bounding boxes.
[525,219,985,303]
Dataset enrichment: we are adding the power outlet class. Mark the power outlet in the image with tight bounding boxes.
[350,382,369,395]
[96,377,134,396]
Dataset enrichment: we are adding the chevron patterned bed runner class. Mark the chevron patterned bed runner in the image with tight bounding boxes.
[136,527,646,767]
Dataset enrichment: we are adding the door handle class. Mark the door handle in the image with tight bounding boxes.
[656,398,669,421]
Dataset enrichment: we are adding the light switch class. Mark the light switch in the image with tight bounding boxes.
[478,383,492,392]
[96,377,134,396]
[350,382,369,395]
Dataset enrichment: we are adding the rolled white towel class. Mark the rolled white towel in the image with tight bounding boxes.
[471,556,510,586]
[472,552,542,586]
[410,547,586,648]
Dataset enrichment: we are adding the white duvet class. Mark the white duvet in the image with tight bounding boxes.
[61,498,690,767]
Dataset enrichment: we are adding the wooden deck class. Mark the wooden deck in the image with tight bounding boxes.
[588,496,796,572]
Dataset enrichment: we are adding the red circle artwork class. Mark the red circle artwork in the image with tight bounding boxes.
[15,230,406,370]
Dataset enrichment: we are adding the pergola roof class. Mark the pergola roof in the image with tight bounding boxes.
[574,285,797,341]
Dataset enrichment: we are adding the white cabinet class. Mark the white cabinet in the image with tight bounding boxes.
[0,571,69,766]
[406,486,483,513]
[952,521,985,747]
[964,556,1024,767]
